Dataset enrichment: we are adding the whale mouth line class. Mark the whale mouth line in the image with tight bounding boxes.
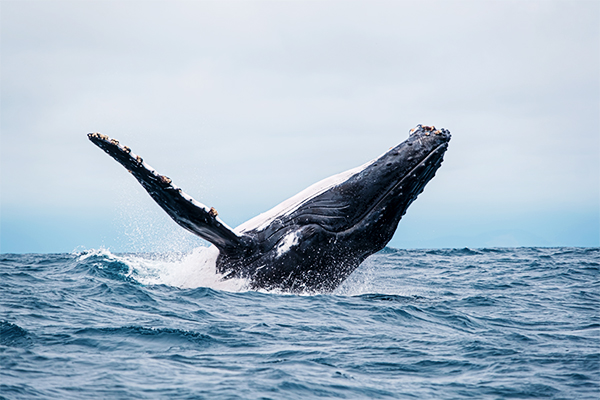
[321,141,449,235]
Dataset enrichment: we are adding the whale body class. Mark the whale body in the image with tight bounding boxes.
[88,125,450,292]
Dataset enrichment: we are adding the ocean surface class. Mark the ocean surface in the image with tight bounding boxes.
[1,247,598,399]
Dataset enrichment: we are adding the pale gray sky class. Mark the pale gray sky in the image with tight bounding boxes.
[1,0,598,252]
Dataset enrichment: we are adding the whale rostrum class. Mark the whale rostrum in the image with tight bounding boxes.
[88,125,450,292]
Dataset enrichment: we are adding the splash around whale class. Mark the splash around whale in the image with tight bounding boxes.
[88,125,450,292]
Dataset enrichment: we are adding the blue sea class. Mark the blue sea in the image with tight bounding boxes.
[1,247,598,399]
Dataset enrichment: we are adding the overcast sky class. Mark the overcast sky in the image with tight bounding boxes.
[1,0,598,253]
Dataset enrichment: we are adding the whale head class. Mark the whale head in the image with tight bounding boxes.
[331,124,451,252]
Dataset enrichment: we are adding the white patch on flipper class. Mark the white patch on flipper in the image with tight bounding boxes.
[235,158,377,234]
[276,232,300,257]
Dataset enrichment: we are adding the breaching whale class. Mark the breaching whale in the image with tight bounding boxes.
[88,125,450,292]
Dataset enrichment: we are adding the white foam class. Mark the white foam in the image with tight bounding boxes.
[77,246,249,291]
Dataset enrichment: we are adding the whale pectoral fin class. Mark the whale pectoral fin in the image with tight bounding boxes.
[88,133,249,253]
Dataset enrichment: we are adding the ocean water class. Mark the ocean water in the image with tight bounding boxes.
[1,247,598,399]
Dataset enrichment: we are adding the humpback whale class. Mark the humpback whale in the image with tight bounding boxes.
[88,125,450,292]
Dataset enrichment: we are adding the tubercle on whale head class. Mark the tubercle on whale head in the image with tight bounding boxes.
[409,124,451,138]
[372,124,450,173]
